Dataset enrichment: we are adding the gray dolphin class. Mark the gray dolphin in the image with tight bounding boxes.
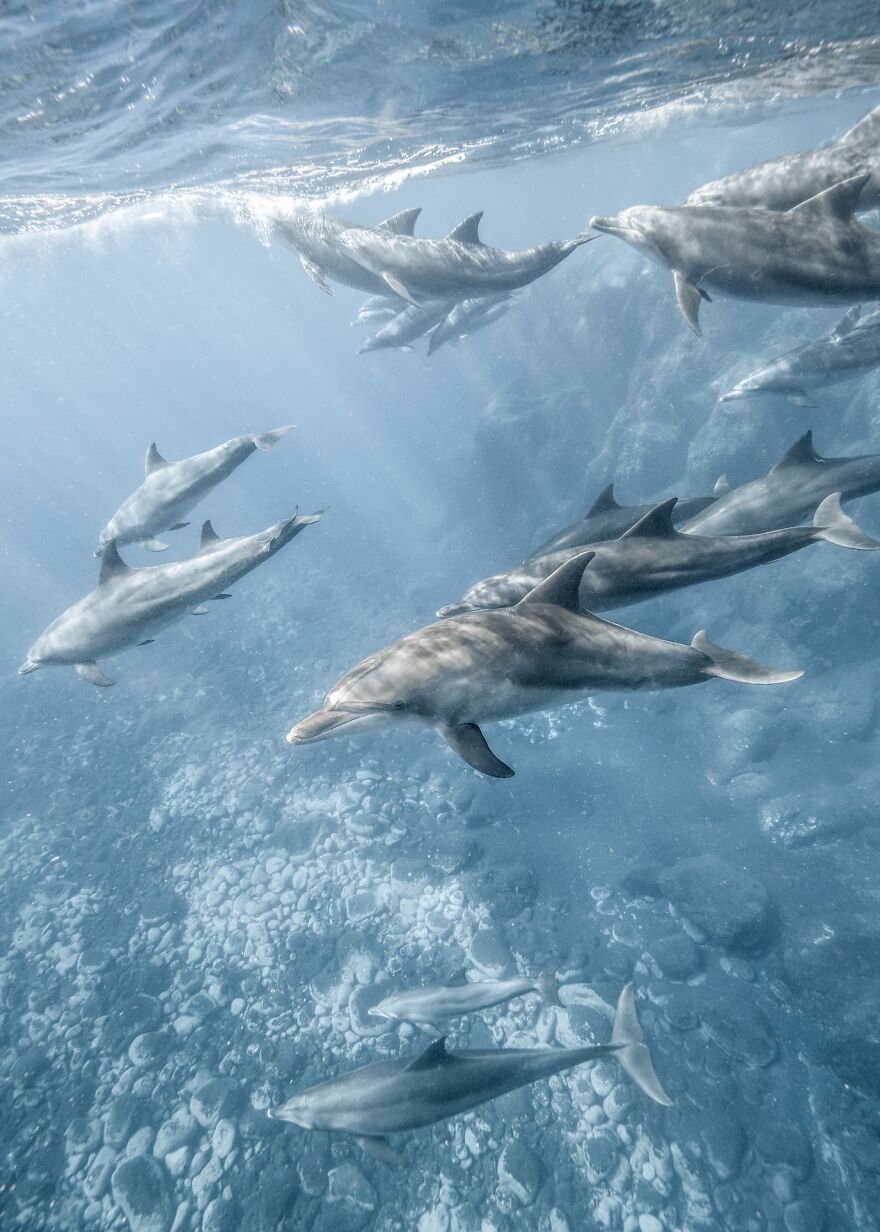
[351,295,398,326]
[439,493,877,618]
[286,552,801,779]
[358,299,454,353]
[368,967,562,1037]
[686,105,880,211]
[275,207,423,296]
[96,427,293,555]
[20,514,321,687]
[683,430,880,537]
[426,294,514,355]
[269,983,671,1165]
[721,305,880,407]
[590,175,880,335]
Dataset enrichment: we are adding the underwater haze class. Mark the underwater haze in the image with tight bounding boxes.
[2,3,880,1231]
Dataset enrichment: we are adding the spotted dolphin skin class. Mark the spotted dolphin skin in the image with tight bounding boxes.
[286,553,801,779]
[96,427,293,555]
[20,514,321,687]
[368,967,563,1037]
[590,174,880,335]
[686,105,880,211]
[275,207,423,296]
[269,984,671,1165]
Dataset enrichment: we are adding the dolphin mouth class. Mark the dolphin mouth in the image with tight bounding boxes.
[18,660,40,676]
[286,707,368,744]
[436,602,468,618]
[589,215,633,237]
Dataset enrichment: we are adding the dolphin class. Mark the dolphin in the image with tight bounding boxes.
[275,207,423,296]
[20,514,321,687]
[590,175,880,335]
[358,299,454,354]
[368,967,563,1037]
[96,427,293,555]
[426,294,514,355]
[683,430,880,536]
[286,552,801,779]
[439,493,878,618]
[351,295,399,326]
[269,983,671,1165]
[686,105,880,211]
[720,305,880,407]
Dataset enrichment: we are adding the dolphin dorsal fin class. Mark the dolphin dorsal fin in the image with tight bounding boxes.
[447,212,484,245]
[772,430,823,471]
[517,551,596,611]
[620,498,680,539]
[791,173,871,221]
[713,474,731,496]
[842,105,880,145]
[587,484,619,517]
[145,443,169,476]
[404,1038,452,1071]
[199,520,222,550]
[98,540,131,584]
[377,208,421,236]
[445,968,469,988]
[832,304,864,338]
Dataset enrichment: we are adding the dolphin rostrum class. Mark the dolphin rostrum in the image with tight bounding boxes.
[269,983,671,1164]
[721,305,880,407]
[20,513,321,687]
[286,552,801,779]
[96,427,293,555]
[590,175,880,335]
[275,207,423,296]
[368,967,563,1037]
[686,105,880,211]
[683,430,880,537]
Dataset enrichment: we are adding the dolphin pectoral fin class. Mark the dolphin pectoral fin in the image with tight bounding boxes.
[381,272,420,306]
[76,663,114,687]
[611,983,673,1106]
[355,1136,403,1166]
[190,606,210,616]
[142,538,170,552]
[673,272,703,336]
[299,255,332,294]
[786,390,818,408]
[169,522,190,532]
[438,723,514,778]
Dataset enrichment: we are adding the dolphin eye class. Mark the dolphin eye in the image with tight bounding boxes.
[393,700,406,711]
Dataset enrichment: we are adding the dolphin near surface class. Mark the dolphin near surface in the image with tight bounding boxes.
[368,967,563,1037]
[96,427,293,555]
[269,983,671,1165]
[275,207,423,296]
[686,105,880,211]
[20,514,321,687]
[721,305,880,407]
[286,552,801,779]
[590,174,880,335]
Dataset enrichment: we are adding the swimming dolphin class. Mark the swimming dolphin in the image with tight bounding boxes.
[590,175,880,335]
[269,983,671,1165]
[358,299,454,353]
[439,494,878,617]
[286,552,801,779]
[351,295,399,326]
[426,294,514,355]
[20,513,321,687]
[276,207,423,296]
[368,967,562,1037]
[686,105,880,211]
[720,305,880,407]
[96,427,293,555]
[683,430,880,537]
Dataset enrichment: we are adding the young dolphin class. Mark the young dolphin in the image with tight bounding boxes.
[269,983,671,1165]
[20,514,321,687]
[368,967,562,1037]
[351,295,399,326]
[590,174,880,335]
[358,299,454,353]
[686,105,880,211]
[275,207,423,296]
[286,552,801,779]
[426,293,514,355]
[683,431,880,537]
[96,427,293,555]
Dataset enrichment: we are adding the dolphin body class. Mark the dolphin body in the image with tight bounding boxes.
[358,299,454,353]
[427,294,514,355]
[721,305,880,407]
[96,427,293,555]
[590,174,880,335]
[286,552,801,779]
[276,207,423,296]
[368,968,562,1037]
[351,295,400,326]
[683,430,880,537]
[438,494,878,618]
[20,514,320,687]
[686,105,880,211]
[269,983,671,1165]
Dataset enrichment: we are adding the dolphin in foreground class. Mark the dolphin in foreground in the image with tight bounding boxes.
[275,207,423,296]
[683,430,880,537]
[438,493,879,617]
[269,983,671,1165]
[96,427,293,555]
[721,305,880,407]
[368,968,563,1037]
[590,174,880,335]
[20,514,321,687]
[286,552,801,779]
[686,105,880,211]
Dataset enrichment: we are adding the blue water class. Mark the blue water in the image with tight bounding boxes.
[2,3,880,1230]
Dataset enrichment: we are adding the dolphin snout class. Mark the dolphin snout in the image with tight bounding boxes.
[286,708,362,744]
[18,659,40,676]
[589,215,620,235]
[437,602,467,618]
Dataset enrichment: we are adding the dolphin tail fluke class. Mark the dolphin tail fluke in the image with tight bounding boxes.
[355,1135,403,1166]
[437,722,514,778]
[692,630,803,685]
[536,967,563,1008]
[255,425,295,451]
[813,492,880,550]
[611,983,672,1106]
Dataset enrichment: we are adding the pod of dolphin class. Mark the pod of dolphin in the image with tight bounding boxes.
[19,104,880,1165]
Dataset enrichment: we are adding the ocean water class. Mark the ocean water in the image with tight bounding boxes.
[2,2,880,1230]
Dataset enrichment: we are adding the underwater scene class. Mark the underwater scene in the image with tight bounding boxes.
[3,3,880,1230]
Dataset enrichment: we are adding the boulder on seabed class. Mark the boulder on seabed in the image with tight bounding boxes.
[657,855,773,954]
[497,1139,541,1206]
[110,1155,173,1232]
